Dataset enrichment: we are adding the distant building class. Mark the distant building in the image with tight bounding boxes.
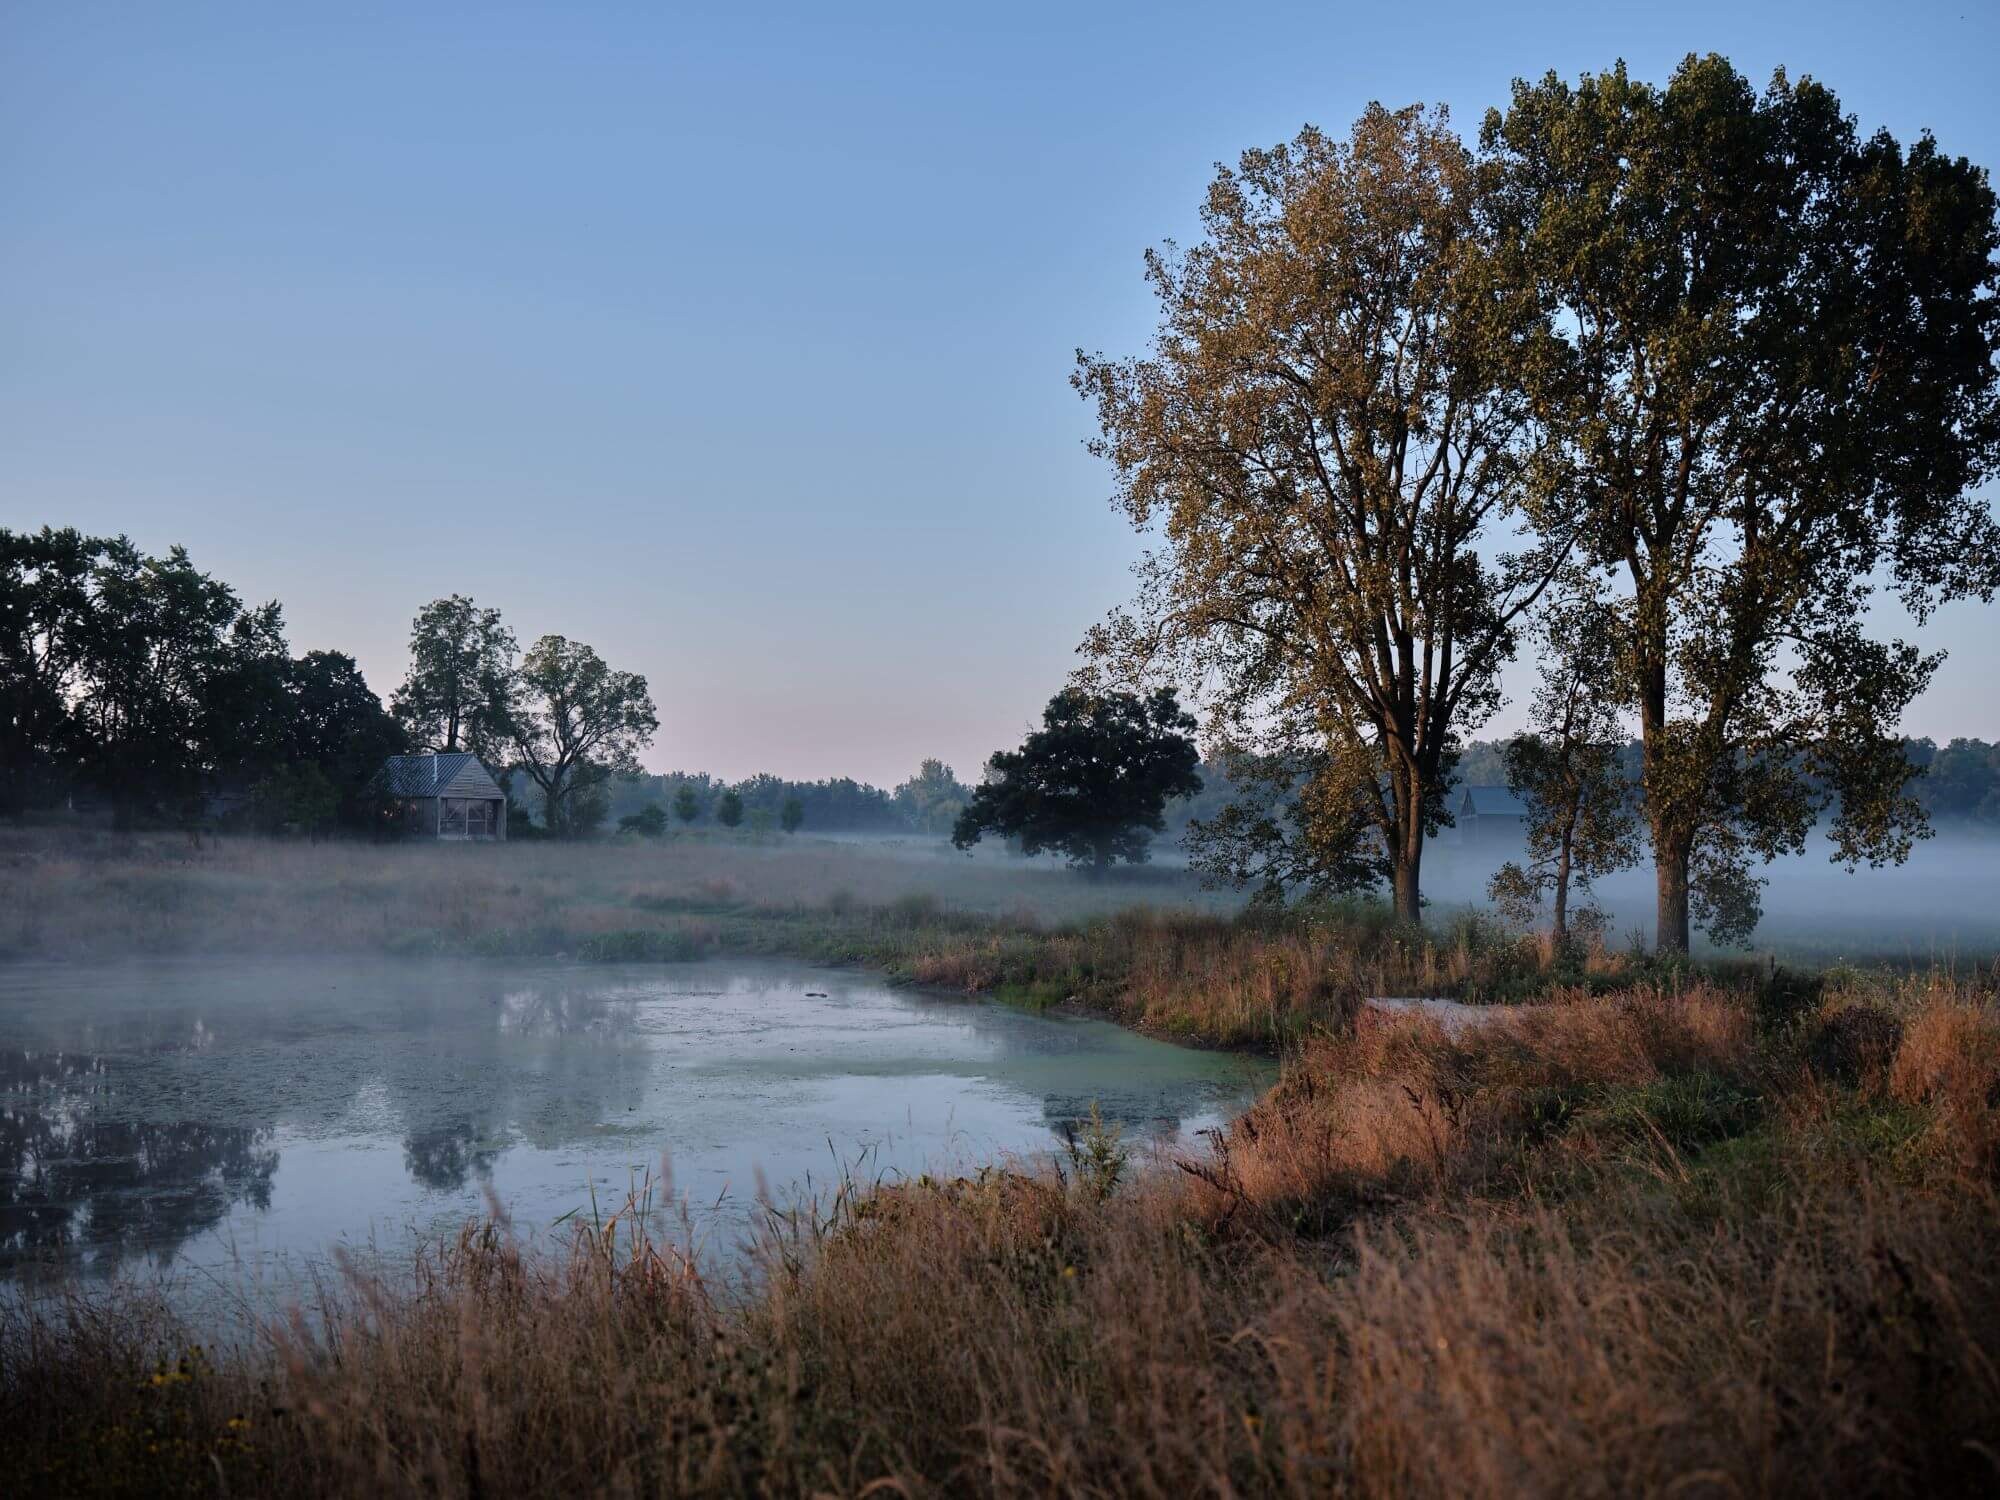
[379,753,508,841]
[1454,784,1528,842]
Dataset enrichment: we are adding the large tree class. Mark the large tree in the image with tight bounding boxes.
[1076,105,1564,923]
[71,540,269,827]
[506,634,658,838]
[951,687,1202,876]
[1485,57,2000,951]
[390,595,518,759]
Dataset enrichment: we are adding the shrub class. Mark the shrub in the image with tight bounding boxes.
[1805,1005,1904,1086]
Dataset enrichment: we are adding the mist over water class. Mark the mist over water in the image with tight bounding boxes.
[0,957,1270,1315]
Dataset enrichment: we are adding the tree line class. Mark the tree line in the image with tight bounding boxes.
[1072,53,2000,952]
[603,759,974,839]
[0,537,662,838]
[0,529,401,832]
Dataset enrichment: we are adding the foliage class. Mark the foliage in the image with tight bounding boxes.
[779,795,803,834]
[506,635,658,839]
[247,763,342,839]
[0,527,98,816]
[2,530,405,831]
[1076,105,1564,921]
[893,758,970,833]
[1487,585,1641,941]
[74,539,276,827]
[618,803,669,838]
[1486,56,2000,950]
[714,789,744,829]
[388,595,517,760]
[671,784,700,824]
[953,688,1202,874]
[1908,737,2000,824]
[616,771,912,834]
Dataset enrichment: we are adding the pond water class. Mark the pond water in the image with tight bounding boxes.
[0,958,1271,1306]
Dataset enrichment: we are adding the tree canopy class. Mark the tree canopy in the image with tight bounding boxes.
[1,528,405,829]
[952,688,1202,875]
[507,635,659,839]
[1485,56,2000,949]
[390,595,518,760]
[1076,104,1564,922]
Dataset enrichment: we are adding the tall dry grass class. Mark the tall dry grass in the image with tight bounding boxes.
[6,976,1998,1497]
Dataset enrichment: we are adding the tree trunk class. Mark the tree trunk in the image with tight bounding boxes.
[1389,760,1425,926]
[1634,572,1684,955]
[1552,836,1572,946]
[1654,827,1692,955]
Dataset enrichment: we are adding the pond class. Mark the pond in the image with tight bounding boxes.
[0,957,1272,1307]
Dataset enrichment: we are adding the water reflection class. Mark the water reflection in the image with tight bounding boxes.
[402,1118,499,1192]
[0,959,1272,1292]
[0,1050,278,1276]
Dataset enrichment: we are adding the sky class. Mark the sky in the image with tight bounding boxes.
[3,1,1997,786]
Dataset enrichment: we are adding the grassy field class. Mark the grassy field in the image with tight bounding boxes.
[0,826,1878,1050]
[0,828,1655,1047]
[3,829,1999,1495]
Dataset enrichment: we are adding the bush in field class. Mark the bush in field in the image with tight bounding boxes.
[672,785,700,824]
[618,803,668,838]
[780,795,803,834]
[715,790,744,829]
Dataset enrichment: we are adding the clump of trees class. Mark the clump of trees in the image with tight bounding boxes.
[1484,58,2000,951]
[894,759,969,834]
[1079,56,2000,950]
[952,688,1202,876]
[619,803,669,838]
[1,528,402,830]
[391,598,658,839]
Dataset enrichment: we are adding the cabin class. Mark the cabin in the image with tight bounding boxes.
[379,753,508,841]
[1453,784,1528,842]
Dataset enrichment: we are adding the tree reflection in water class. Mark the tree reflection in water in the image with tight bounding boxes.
[0,1050,278,1276]
[401,1117,499,1191]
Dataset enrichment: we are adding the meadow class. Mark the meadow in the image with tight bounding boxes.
[2,829,1998,1496]
[0,826,1918,1047]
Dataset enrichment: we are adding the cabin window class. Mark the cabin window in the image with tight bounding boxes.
[435,796,497,838]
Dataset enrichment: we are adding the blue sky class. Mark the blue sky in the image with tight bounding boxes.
[4,1,1996,784]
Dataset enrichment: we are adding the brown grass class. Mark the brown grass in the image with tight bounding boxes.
[6,975,2000,1497]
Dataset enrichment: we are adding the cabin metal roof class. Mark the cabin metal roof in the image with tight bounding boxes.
[1458,784,1528,817]
[379,753,504,800]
